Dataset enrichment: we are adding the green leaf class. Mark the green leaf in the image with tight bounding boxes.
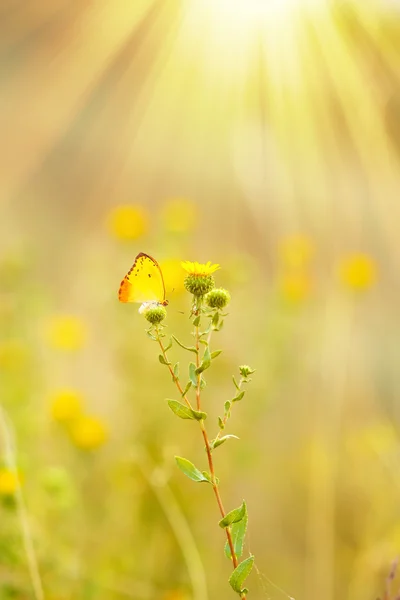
[193,315,201,327]
[196,360,211,375]
[172,335,197,353]
[167,400,196,420]
[200,376,206,390]
[193,410,207,421]
[175,456,210,483]
[159,355,171,366]
[224,400,231,413]
[212,312,220,327]
[228,555,254,595]
[201,471,213,483]
[219,501,246,528]
[232,391,245,402]
[195,346,211,375]
[211,349,222,359]
[164,338,173,351]
[232,376,241,391]
[181,381,192,397]
[173,362,180,380]
[218,416,225,429]
[146,330,157,341]
[212,434,239,450]
[167,400,207,421]
[225,507,248,560]
[189,363,197,386]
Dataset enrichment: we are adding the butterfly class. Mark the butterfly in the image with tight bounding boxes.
[118,253,169,311]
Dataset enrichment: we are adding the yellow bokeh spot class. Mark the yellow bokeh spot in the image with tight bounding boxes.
[0,468,20,496]
[161,198,198,234]
[337,253,377,291]
[163,592,189,600]
[279,271,312,303]
[279,235,314,269]
[107,205,148,240]
[70,416,108,451]
[159,259,185,294]
[45,315,87,351]
[50,389,83,423]
[0,340,28,372]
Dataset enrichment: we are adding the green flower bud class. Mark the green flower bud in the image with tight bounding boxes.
[239,365,255,378]
[143,304,167,324]
[184,274,215,297]
[205,288,231,309]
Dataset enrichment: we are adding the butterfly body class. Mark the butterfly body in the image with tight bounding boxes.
[118,252,168,307]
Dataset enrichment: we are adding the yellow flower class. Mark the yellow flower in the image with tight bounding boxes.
[0,340,27,372]
[159,259,185,294]
[279,272,312,303]
[0,468,20,496]
[161,198,198,233]
[50,389,83,423]
[181,261,220,276]
[337,253,377,290]
[279,235,314,268]
[107,205,148,240]
[70,416,108,450]
[163,592,189,600]
[45,315,87,351]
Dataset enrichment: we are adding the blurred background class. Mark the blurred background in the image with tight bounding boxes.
[1,0,400,598]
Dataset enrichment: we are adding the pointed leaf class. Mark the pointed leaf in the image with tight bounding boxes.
[159,355,171,366]
[200,376,207,390]
[225,504,248,560]
[167,400,207,421]
[228,555,254,594]
[172,335,197,353]
[173,362,180,380]
[218,416,225,429]
[212,435,239,450]
[181,381,192,397]
[189,363,197,386]
[219,501,246,528]
[196,346,211,374]
[232,391,245,402]
[232,376,241,391]
[167,400,196,420]
[212,312,220,327]
[211,350,222,359]
[146,330,157,341]
[193,315,201,327]
[201,471,213,484]
[175,456,210,483]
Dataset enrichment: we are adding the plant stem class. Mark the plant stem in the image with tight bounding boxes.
[157,332,244,595]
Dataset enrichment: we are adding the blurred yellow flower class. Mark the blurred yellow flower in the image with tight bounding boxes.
[0,468,20,496]
[0,340,27,372]
[159,259,185,294]
[70,416,108,450]
[161,198,198,233]
[181,261,220,276]
[50,389,83,423]
[107,205,148,240]
[337,253,377,290]
[163,591,189,600]
[279,235,314,268]
[45,315,87,351]
[279,271,312,303]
